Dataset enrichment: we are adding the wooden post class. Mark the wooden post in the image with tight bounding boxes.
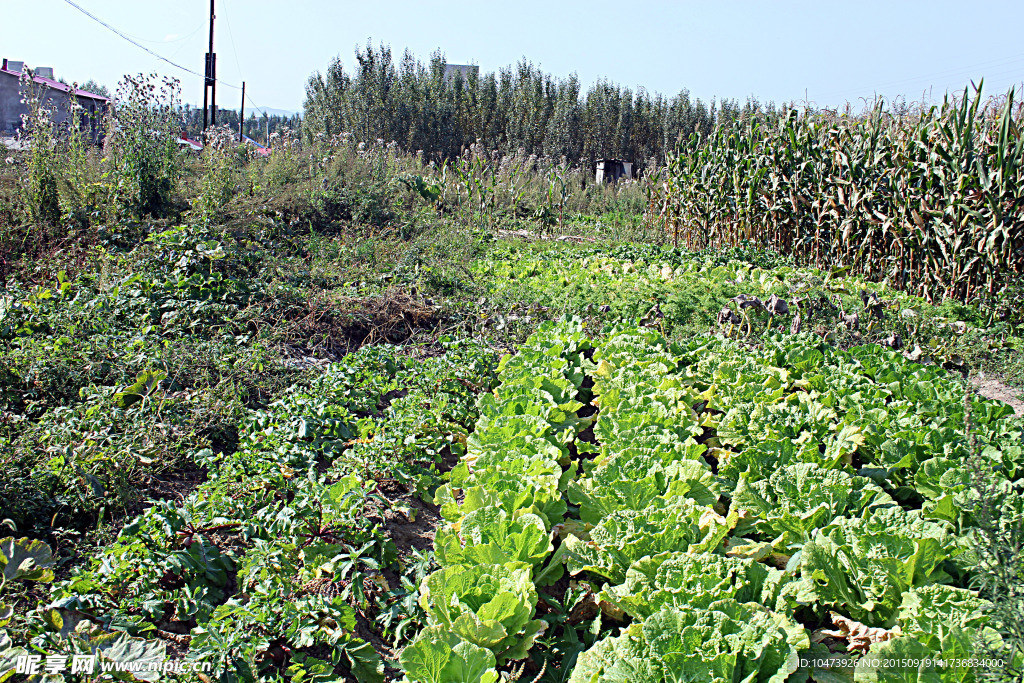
[239,82,245,142]
[203,0,215,131]
[202,66,208,131]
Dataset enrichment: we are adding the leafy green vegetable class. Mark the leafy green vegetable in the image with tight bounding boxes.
[400,626,499,683]
[435,472,566,531]
[418,563,546,664]
[797,507,960,626]
[568,600,807,683]
[731,463,893,552]
[569,450,717,526]
[0,537,55,582]
[434,507,552,569]
[853,630,976,683]
[897,585,991,646]
[600,551,790,619]
[564,500,732,584]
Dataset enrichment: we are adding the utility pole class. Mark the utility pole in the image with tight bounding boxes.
[239,82,245,142]
[203,0,216,132]
[210,0,217,129]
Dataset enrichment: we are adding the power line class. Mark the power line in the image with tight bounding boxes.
[215,0,268,126]
[220,0,257,118]
[120,22,204,46]
[221,0,246,87]
[218,1,302,126]
[59,0,242,90]
[166,25,207,61]
[245,93,267,119]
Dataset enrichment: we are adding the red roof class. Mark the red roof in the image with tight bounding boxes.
[0,65,109,102]
[243,135,271,156]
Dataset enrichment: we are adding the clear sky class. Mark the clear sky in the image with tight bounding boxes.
[2,0,1023,115]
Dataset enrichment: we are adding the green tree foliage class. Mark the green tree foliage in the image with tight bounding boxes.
[302,42,725,169]
[78,79,111,99]
[181,106,300,141]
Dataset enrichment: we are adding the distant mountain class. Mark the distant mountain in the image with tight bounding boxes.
[185,104,300,118]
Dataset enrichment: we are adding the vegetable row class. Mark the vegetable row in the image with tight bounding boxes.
[401,321,1023,682]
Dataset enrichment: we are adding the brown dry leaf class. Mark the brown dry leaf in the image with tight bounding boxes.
[815,612,902,654]
[566,583,600,625]
[155,629,191,646]
[553,519,591,541]
[366,573,390,591]
[598,599,625,622]
[723,537,773,561]
[391,502,417,522]
[698,508,728,531]
[767,553,792,571]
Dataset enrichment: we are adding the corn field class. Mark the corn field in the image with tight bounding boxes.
[649,85,1024,302]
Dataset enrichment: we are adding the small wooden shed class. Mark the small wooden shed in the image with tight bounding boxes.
[595,159,633,184]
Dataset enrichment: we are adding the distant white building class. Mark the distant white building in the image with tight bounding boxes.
[444,64,479,84]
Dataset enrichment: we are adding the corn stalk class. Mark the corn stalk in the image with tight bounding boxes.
[649,84,1024,302]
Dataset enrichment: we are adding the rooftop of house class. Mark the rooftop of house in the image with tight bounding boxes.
[1,59,110,102]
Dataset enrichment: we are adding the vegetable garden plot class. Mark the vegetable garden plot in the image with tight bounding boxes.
[2,340,498,682]
[3,317,1021,682]
[472,243,1016,375]
[404,321,1023,683]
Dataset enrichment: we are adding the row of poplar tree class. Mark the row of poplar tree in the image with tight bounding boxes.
[302,43,776,170]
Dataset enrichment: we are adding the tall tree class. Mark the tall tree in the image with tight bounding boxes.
[302,43,723,171]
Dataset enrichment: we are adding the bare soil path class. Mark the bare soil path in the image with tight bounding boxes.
[973,374,1024,415]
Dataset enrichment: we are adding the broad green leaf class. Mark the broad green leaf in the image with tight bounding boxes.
[113,369,167,409]
[0,537,55,582]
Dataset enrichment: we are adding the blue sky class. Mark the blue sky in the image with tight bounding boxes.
[3,0,1023,114]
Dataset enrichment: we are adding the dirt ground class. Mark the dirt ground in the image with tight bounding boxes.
[973,374,1024,415]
